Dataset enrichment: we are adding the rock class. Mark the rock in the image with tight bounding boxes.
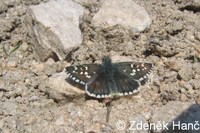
[47,70,85,101]
[192,62,200,75]
[21,42,29,51]
[2,60,18,68]
[85,123,101,133]
[92,0,151,32]
[166,20,183,35]
[149,38,179,57]
[102,124,112,132]
[15,84,27,96]
[3,70,26,84]
[180,93,188,102]
[196,94,200,104]
[164,71,177,79]
[2,101,18,115]
[189,79,200,90]
[185,31,195,41]
[183,83,193,91]
[25,0,84,61]
[0,18,14,32]
[111,55,133,62]
[195,32,200,41]
[44,59,58,76]
[4,0,20,7]
[67,103,76,113]
[31,61,45,73]
[0,1,8,14]
[73,0,99,7]
[0,119,4,128]
[45,58,55,66]
[55,116,65,126]
[29,95,40,102]
[178,64,193,81]
[142,112,151,121]
[164,58,186,71]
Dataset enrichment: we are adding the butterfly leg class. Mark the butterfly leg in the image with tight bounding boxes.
[103,98,113,123]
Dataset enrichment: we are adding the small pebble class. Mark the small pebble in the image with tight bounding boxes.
[180,93,188,102]
[196,95,200,105]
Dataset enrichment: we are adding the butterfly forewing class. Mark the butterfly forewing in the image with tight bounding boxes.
[116,62,154,85]
[66,64,101,85]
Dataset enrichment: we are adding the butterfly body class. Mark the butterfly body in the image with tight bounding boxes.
[101,57,119,95]
[66,56,154,98]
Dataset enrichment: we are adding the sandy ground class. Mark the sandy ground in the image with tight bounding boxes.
[1,0,200,133]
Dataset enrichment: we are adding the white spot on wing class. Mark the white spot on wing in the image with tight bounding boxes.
[84,72,88,75]
[74,66,78,70]
[132,69,136,72]
[130,72,135,76]
[131,64,134,68]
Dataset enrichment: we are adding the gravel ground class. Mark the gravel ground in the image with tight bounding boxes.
[1,0,200,133]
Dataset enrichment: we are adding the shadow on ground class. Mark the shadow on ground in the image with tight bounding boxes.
[162,104,200,133]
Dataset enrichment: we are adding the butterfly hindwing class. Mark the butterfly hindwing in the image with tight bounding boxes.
[66,64,101,85]
[85,70,110,98]
[114,70,141,96]
[85,68,141,98]
[116,62,154,85]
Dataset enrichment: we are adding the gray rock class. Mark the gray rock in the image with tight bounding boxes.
[2,101,18,115]
[47,70,84,101]
[55,116,65,126]
[29,95,40,102]
[166,20,183,35]
[92,0,151,32]
[192,63,200,75]
[4,0,20,7]
[180,93,188,102]
[15,84,27,96]
[165,58,186,71]
[190,79,200,90]
[0,1,8,14]
[196,95,200,105]
[3,70,26,84]
[0,18,13,32]
[178,64,193,81]
[25,0,84,61]
[195,32,200,41]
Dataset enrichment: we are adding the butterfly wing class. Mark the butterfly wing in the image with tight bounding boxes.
[115,62,154,85]
[66,64,101,85]
[85,68,141,98]
[114,70,141,96]
[85,69,110,98]
[66,59,154,99]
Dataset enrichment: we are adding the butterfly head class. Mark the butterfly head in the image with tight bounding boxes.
[102,56,112,66]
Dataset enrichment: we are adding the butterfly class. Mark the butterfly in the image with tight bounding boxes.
[66,56,154,98]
